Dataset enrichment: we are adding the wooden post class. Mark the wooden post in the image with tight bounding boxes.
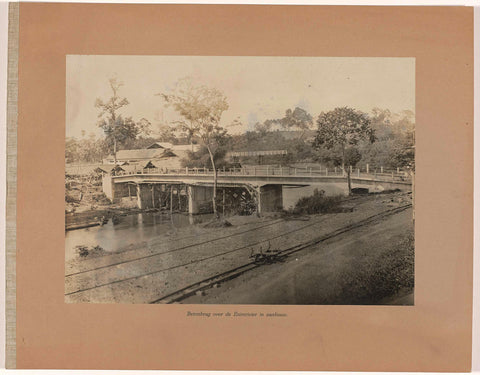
[357,168,360,177]
[366,163,369,174]
[253,167,256,176]
[178,185,181,211]
[222,189,225,216]
[397,167,400,174]
[309,167,312,176]
[335,167,337,175]
[151,185,155,208]
[326,168,328,176]
[185,167,188,175]
[170,185,173,214]
[381,166,384,173]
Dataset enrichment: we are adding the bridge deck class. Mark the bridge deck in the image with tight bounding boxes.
[110,168,412,188]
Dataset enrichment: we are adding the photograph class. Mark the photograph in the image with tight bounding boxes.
[64,55,415,305]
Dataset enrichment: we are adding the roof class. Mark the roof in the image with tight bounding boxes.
[140,160,157,169]
[169,149,188,160]
[226,150,288,158]
[146,142,174,149]
[276,130,317,140]
[106,149,164,161]
[147,142,199,152]
[94,166,110,174]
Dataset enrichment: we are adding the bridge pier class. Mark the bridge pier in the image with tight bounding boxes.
[102,175,114,200]
[257,185,283,213]
[188,185,214,214]
[136,183,158,209]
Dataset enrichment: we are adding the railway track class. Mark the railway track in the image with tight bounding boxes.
[65,195,375,278]
[65,217,285,277]
[64,195,410,302]
[66,194,371,275]
[65,213,338,296]
[151,203,412,303]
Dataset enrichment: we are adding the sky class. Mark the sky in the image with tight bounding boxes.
[66,55,415,138]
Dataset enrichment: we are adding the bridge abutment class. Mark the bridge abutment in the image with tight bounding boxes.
[136,184,154,209]
[258,185,283,213]
[188,185,214,214]
[102,175,114,200]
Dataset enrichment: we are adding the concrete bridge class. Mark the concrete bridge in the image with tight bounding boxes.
[103,166,412,214]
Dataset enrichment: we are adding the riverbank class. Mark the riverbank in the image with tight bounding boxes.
[65,200,160,231]
[65,191,413,304]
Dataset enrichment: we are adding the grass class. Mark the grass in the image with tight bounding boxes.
[334,231,414,304]
[75,245,106,258]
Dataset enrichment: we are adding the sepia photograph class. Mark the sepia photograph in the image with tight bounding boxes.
[64,55,415,305]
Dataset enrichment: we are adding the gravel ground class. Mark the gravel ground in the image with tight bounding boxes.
[65,192,413,304]
[185,207,414,305]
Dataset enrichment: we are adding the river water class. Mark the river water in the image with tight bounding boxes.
[65,186,326,261]
[65,212,215,261]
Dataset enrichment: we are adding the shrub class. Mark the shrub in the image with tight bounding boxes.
[293,189,343,214]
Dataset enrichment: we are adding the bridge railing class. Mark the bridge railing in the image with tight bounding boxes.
[114,165,413,183]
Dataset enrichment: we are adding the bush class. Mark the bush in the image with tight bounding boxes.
[293,189,343,214]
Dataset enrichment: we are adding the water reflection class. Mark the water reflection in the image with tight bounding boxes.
[65,212,213,262]
[65,187,323,262]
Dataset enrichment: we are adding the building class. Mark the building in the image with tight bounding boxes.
[102,142,200,171]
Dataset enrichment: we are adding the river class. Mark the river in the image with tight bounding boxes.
[65,186,325,261]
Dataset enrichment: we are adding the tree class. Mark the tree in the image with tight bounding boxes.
[254,121,272,136]
[65,137,78,163]
[136,118,152,137]
[160,78,230,218]
[156,123,179,144]
[313,107,375,194]
[266,107,313,138]
[95,78,130,164]
[344,147,362,193]
[359,108,414,171]
[99,115,141,153]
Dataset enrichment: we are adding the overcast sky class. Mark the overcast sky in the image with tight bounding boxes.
[66,55,415,138]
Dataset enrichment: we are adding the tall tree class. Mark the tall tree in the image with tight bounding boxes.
[313,107,375,194]
[95,78,130,164]
[266,107,313,138]
[160,78,229,218]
